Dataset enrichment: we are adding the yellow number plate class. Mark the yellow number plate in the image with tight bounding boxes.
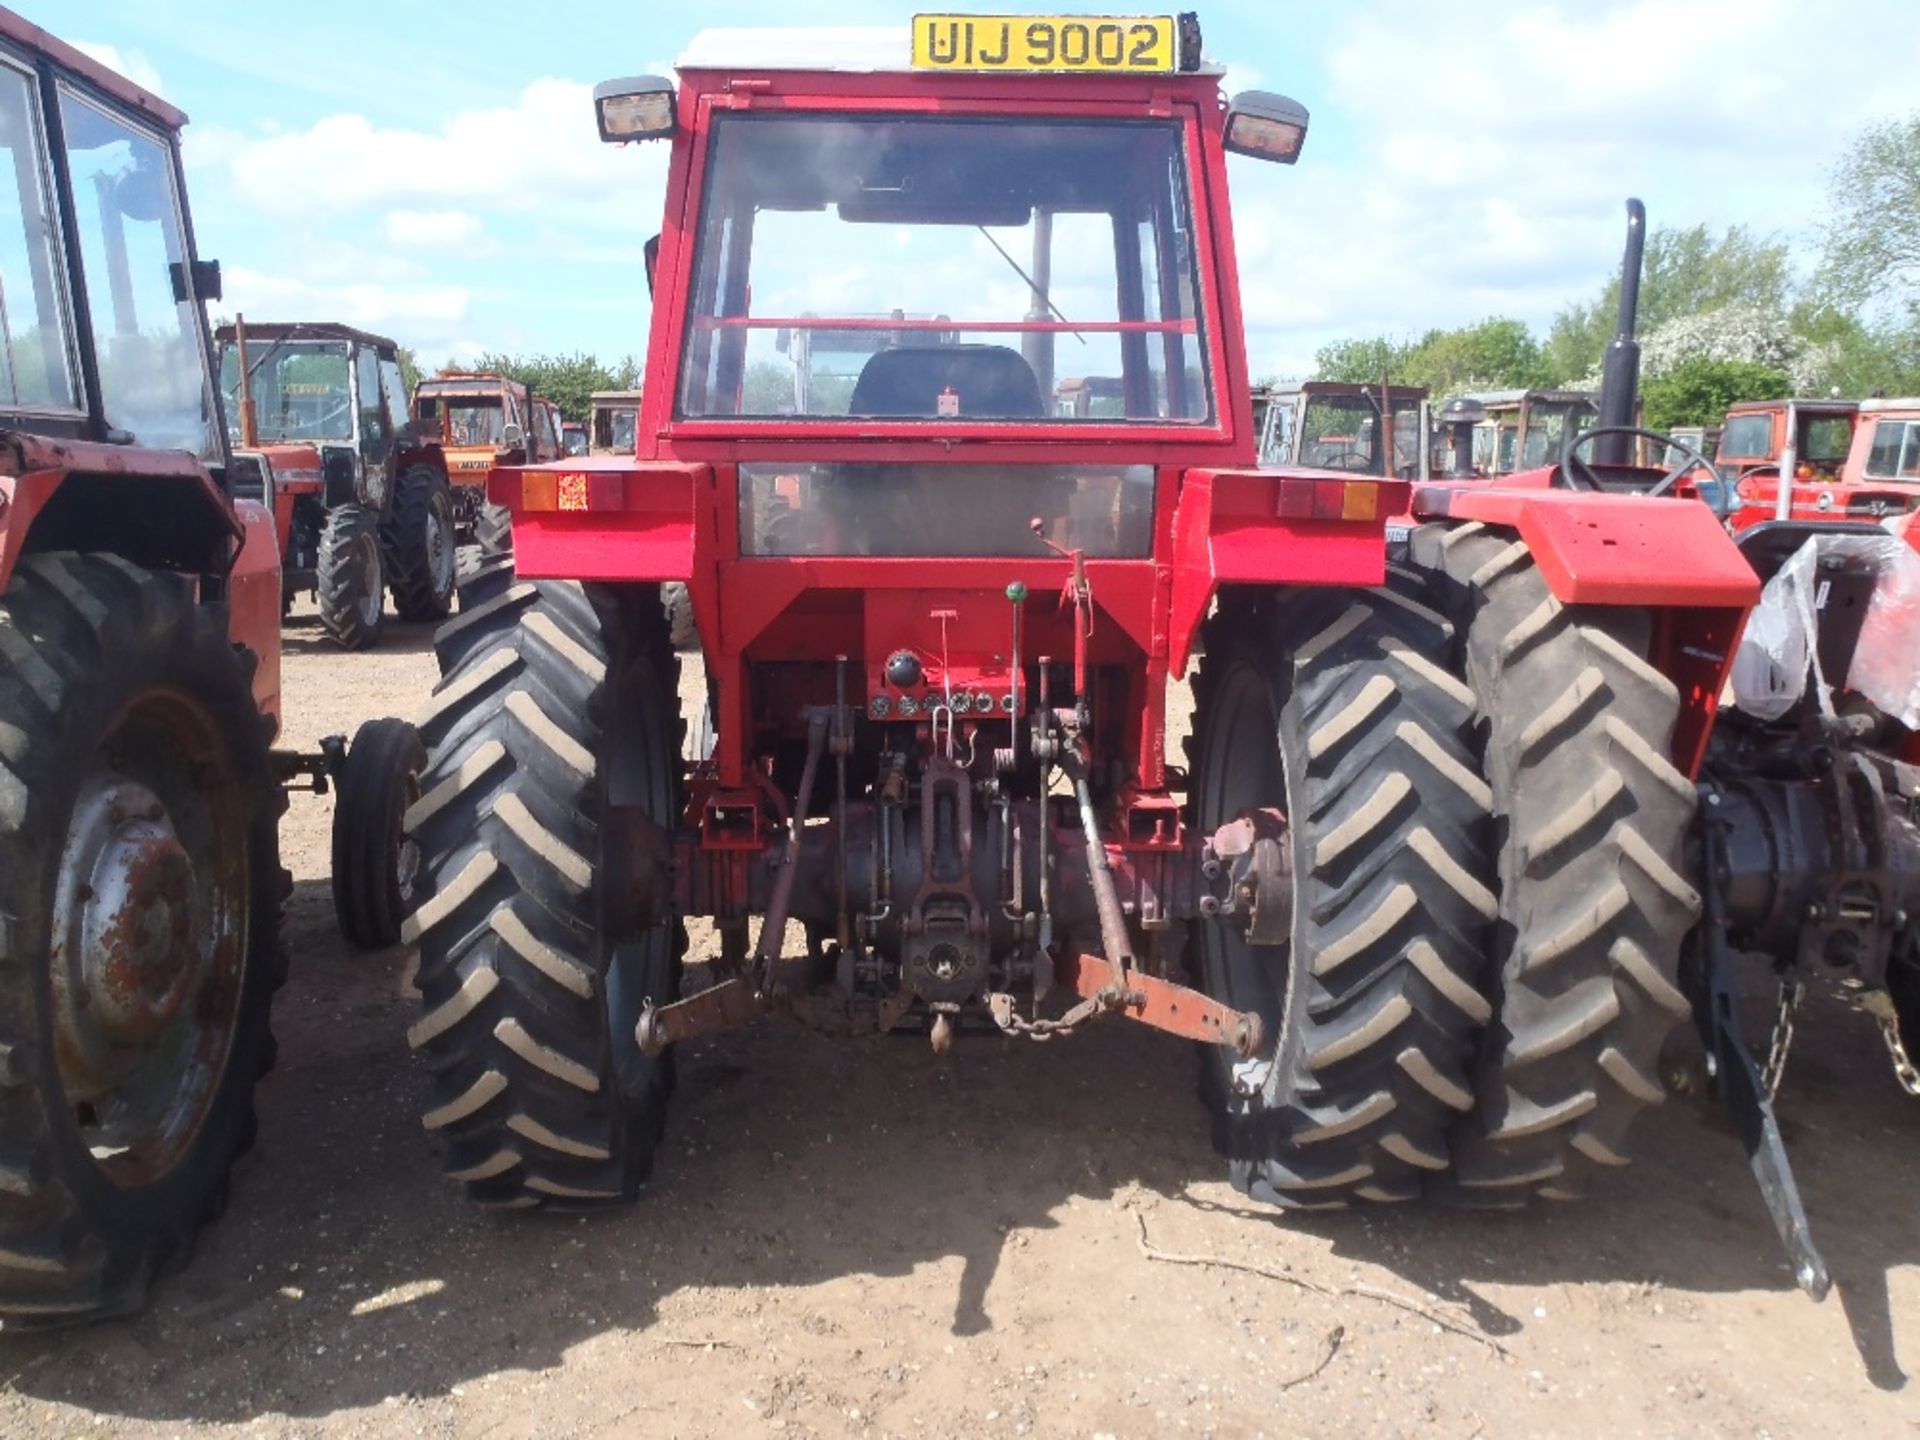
[911,14,1176,74]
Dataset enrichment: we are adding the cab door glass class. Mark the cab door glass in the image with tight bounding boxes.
[0,58,77,411]
[59,87,211,455]
[355,345,390,466]
[378,357,408,439]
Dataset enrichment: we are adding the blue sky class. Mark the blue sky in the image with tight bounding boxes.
[54,0,1920,379]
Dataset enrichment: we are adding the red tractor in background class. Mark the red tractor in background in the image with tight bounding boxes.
[0,12,415,1324]
[217,321,458,648]
[1714,396,1920,530]
[402,17,1918,1298]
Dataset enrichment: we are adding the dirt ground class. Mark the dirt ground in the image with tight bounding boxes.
[1,598,1917,1438]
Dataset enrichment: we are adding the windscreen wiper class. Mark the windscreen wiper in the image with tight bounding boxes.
[976,225,1085,344]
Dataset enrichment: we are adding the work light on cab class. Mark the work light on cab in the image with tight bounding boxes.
[595,75,676,142]
[1223,90,1309,164]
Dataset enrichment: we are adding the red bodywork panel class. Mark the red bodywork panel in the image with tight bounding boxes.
[1414,479,1760,606]
[228,500,283,729]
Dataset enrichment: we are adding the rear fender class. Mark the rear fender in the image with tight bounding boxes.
[489,460,704,581]
[0,436,243,596]
[1169,467,1409,675]
[1413,483,1760,778]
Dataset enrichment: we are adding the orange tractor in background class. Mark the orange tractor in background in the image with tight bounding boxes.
[0,12,415,1324]
[218,321,458,648]
[410,370,557,564]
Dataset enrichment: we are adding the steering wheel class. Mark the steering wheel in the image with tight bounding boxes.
[1317,451,1377,473]
[1558,425,1729,518]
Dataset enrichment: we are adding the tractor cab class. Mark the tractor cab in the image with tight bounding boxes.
[413,371,554,477]
[1716,397,1865,530]
[1466,388,1599,475]
[0,11,235,535]
[587,387,642,454]
[215,321,411,514]
[1256,379,1429,477]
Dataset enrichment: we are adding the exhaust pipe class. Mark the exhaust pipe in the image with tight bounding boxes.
[1593,198,1645,466]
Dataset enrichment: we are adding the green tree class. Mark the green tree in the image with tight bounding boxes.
[1404,317,1552,396]
[1546,224,1793,382]
[395,345,422,394]
[1312,335,1413,383]
[1315,318,1551,399]
[1641,356,1791,431]
[1821,112,1920,313]
[464,351,635,420]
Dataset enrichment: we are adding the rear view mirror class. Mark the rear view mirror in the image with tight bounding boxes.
[596,76,677,143]
[502,423,525,448]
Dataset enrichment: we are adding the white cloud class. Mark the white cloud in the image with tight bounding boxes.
[384,209,489,250]
[221,266,470,336]
[1230,0,1919,379]
[225,79,667,221]
[70,40,166,99]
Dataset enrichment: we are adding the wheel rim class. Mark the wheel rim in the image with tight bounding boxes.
[49,695,248,1185]
[355,531,382,629]
[1195,657,1290,1100]
[426,495,456,600]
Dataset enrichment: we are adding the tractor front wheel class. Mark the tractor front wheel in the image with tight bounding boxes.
[384,466,457,623]
[1190,574,1497,1206]
[331,718,426,950]
[404,579,682,1205]
[0,554,281,1324]
[316,504,385,650]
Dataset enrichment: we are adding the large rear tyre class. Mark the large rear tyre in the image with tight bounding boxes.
[384,465,457,623]
[1190,574,1497,1207]
[0,554,280,1324]
[1410,522,1699,1201]
[331,718,426,950]
[404,579,682,1205]
[316,504,385,651]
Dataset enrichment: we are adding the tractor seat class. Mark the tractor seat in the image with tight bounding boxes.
[848,344,1044,419]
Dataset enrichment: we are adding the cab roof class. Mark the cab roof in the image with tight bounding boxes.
[213,321,398,352]
[1860,397,1920,414]
[1726,397,1858,415]
[675,25,1225,77]
[0,5,186,130]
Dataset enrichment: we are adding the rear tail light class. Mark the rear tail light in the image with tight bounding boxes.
[511,471,628,514]
[1273,476,1383,522]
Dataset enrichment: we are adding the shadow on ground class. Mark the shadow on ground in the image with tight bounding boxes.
[3,878,1915,1420]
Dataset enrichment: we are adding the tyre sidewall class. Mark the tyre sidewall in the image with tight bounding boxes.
[0,580,277,1276]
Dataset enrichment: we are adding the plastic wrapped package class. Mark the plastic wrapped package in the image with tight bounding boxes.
[1731,529,1920,728]
[1837,531,1920,730]
[1729,537,1821,721]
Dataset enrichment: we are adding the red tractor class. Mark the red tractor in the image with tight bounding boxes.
[216,321,458,648]
[1712,396,1920,531]
[401,22,1909,1299]
[0,12,415,1323]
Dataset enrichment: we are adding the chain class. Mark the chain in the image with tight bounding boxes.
[1859,990,1920,1098]
[1761,974,1803,1102]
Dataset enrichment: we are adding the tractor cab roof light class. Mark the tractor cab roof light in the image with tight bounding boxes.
[1223,92,1309,165]
[595,77,677,143]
